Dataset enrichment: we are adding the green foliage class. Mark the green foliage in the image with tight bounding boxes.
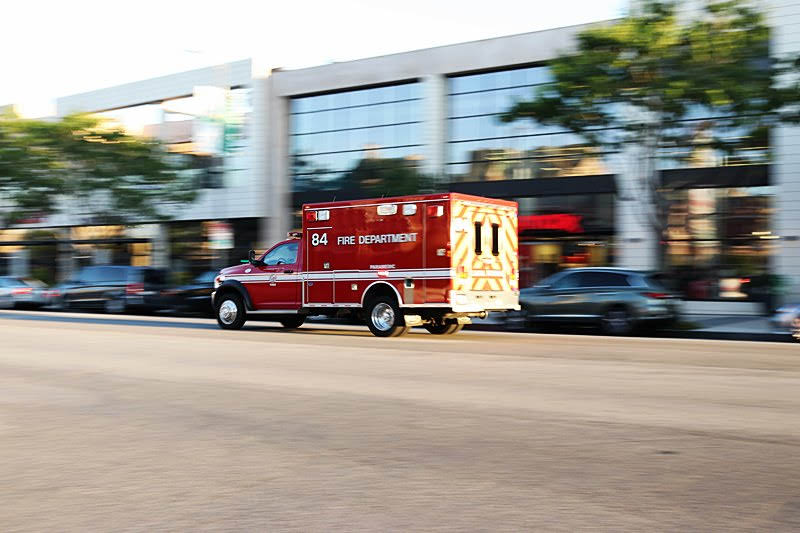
[339,157,432,196]
[0,113,197,228]
[501,0,800,230]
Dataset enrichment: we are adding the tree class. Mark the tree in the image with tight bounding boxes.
[0,113,197,228]
[501,0,800,264]
[338,157,431,197]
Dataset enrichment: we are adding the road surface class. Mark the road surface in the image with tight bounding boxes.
[1,310,799,531]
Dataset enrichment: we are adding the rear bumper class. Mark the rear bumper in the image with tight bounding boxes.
[448,290,520,314]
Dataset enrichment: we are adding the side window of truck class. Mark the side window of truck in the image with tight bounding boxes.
[474,222,482,255]
[263,242,298,266]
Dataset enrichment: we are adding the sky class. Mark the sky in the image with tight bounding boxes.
[2,0,627,117]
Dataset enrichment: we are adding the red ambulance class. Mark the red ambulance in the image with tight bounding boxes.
[212,192,520,337]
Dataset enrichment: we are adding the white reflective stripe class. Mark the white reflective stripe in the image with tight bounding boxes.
[226,268,457,283]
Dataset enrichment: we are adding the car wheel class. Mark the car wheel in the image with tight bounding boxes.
[279,315,305,329]
[104,296,126,314]
[215,292,247,330]
[424,320,463,335]
[792,317,800,342]
[601,307,633,335]
[365,296,409,337]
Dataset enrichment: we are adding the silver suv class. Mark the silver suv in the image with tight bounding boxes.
[514,268,681,335]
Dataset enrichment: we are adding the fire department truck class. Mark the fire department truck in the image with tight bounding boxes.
[212,193,520,337]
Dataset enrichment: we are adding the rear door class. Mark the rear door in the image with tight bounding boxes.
[451,200,518,294]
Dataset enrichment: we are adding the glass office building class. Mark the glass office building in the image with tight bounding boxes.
[289,82,426,195]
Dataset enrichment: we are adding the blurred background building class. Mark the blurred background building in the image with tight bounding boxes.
[1,0,798,313]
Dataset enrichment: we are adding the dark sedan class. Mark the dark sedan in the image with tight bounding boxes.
[163,271,218,315]
[512,268,681,335]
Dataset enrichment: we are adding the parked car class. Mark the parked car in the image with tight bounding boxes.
[55,265,168,313]
[0,276,48,309]
[771,304,800,341]
[512,268,681,335]
[163,270,218,315]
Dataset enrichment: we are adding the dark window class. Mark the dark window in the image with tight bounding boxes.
[491,223,500,256]
[143,269,167,286]
[474,222,482,255]
[578,272,630,288]
[263,242,299,266]
[551,272,580,290]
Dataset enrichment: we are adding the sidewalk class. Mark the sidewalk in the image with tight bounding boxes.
[467,313,794,343]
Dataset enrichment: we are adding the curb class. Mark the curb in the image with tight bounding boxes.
[465,322,795,343]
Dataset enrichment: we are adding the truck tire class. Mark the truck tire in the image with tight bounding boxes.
[365,295,409,337]
[424,320,463,335]
[279,315,305,329]
[215,292,247,330]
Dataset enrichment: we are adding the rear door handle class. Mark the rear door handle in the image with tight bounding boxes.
[283,269,294,274]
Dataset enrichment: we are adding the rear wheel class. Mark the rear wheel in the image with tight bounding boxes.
[215,292,247,330]
[279,315,305,329]
[601,306,633,335]
[424,320,463,335]
[365,296,409,337]
[792,317,800,342]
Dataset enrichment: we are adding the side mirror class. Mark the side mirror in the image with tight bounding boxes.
[248,250,263,267]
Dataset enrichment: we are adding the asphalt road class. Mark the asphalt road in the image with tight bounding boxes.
[1,310,799,532]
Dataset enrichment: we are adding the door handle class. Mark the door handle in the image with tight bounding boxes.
[283,269,294,274]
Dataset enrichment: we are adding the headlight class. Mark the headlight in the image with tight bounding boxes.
[214,275,224,289]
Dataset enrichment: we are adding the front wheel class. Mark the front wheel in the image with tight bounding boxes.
[365,296,409,337]
[424,320,463,335]
[215,293,247,330]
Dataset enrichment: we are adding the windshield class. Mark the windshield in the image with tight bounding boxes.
[194,271,218,284]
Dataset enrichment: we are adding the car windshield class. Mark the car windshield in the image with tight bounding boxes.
[194,271,218,284]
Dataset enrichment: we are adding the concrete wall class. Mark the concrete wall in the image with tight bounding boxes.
[768,0,800,302]
[57,60,252,116]
[38,60,265,230]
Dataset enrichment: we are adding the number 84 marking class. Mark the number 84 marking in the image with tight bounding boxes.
[311,233,328,246]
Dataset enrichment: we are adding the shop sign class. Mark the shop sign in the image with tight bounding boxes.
[208,221,234,250]
[519,214,584,234]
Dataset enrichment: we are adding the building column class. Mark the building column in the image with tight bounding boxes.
[422,74,448,189]
[255,72,292,249]
[768,1,800,303]
[614,147,658,271]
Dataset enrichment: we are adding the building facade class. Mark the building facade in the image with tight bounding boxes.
[3,1,798,313]
[262,4,795,314]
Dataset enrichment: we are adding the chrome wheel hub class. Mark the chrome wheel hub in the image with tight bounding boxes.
[371,302,395,331]
[219,300,238,325]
